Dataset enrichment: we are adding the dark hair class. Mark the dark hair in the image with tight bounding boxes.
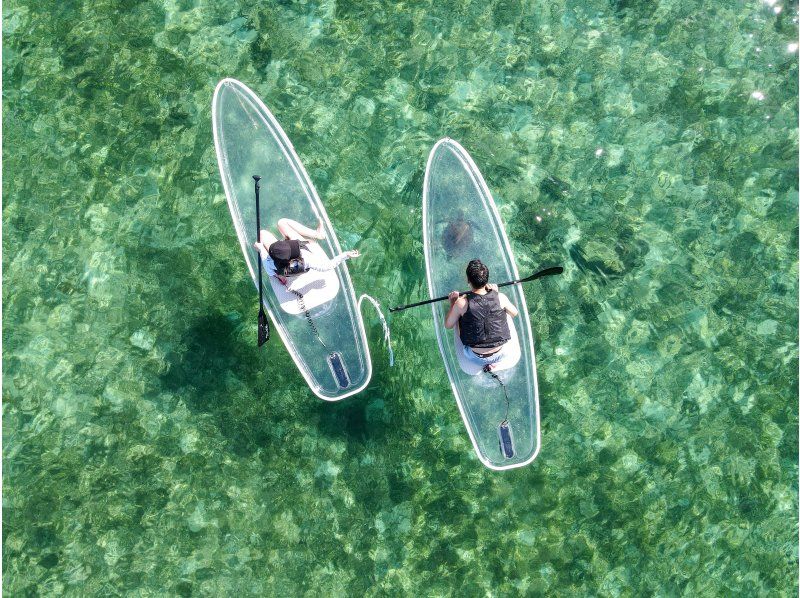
[466,259,489,288]
[268,239,303,263]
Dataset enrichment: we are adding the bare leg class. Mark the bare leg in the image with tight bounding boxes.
[260,229,279,245]
[277,218,324,241]
[254,229,280,259]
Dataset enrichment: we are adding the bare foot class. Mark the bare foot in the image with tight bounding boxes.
[315,222,326,240]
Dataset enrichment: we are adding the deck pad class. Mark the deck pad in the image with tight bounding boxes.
[269,242,341,315]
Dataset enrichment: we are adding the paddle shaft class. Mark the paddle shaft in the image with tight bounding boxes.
[254,177,263,296]
[389,266,563,312]
[253,175,268,346]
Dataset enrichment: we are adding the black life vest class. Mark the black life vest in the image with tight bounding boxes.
[458,289,511,349]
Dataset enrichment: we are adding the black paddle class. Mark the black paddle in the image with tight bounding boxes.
[253,175,269,346]
[389,266,564,313]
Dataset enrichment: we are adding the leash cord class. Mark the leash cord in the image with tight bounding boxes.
[358,294,394,367]
[288,287,329,350]
[486,369,510,423]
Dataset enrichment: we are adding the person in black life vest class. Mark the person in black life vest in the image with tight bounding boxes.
[444,259,519,372]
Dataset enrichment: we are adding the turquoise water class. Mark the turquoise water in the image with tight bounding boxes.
[4,0,798,594]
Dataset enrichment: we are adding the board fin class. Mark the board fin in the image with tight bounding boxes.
[499,421,515,459]
[328,352,350,389]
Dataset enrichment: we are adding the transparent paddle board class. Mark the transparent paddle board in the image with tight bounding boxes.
[212,78,371,400]
[423,138,541,469]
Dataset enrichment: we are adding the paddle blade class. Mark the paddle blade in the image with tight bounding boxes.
[530,266,563,280]
[257,309,269,346]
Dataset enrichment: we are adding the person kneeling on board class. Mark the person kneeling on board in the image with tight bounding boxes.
[445,259,519,372]
[253,218,360,287]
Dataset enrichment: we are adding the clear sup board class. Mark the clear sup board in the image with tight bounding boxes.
[423,138,541,470]
[212,78,371,400]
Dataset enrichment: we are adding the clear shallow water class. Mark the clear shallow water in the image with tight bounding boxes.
[3,0,797,594]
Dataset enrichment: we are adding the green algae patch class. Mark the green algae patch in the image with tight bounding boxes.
[3,0,798,595]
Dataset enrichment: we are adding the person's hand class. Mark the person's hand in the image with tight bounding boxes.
[316,222,326,240]
[448,291,460,305]
[486,283,498,292]
[346,249,361,259]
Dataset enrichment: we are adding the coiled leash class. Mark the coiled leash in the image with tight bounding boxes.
[287,286,328,350]
[287,285,353,388]
[284,288,394,366]
[485,366,514,459]
[285,287,394,390]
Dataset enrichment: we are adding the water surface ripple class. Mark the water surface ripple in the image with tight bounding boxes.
[3,0,798,594]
